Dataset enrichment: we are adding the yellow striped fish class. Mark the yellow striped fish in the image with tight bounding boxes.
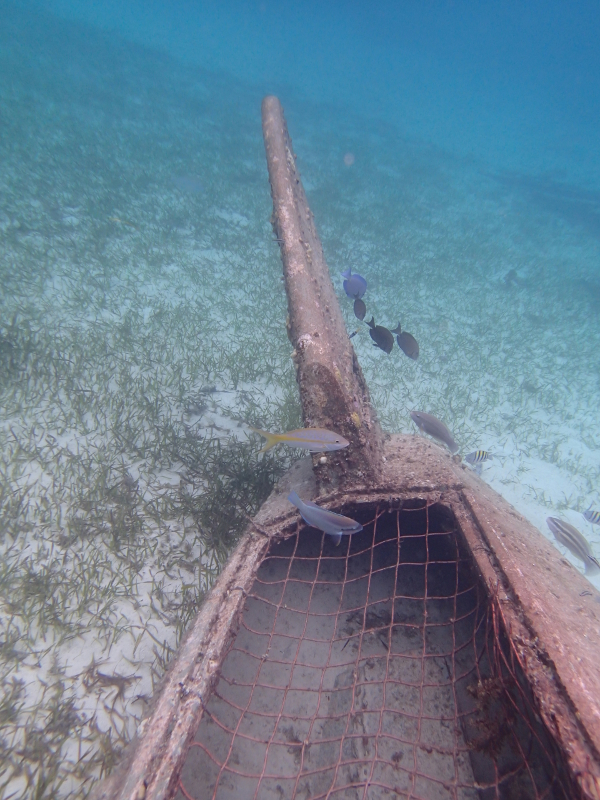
[465,450,492,465]
[583,505,600,526]
[250,427,349,453]
[546,517,600,575]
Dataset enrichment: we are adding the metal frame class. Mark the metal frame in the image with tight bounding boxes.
[92,99,600,800]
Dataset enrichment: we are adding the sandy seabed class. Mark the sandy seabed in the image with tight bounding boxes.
[1,5,600,798]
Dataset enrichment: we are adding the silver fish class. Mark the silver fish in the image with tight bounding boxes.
[288,490,362,546]
[250,427,349,453]
[465,451,492,465]
[546,517,600,575]
[410,411,459,454]
[583,505,600,526]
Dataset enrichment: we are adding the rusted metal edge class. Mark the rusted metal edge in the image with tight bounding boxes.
[92,435,600,799]
[256,434,600,795]
[90,528,270,800]
[91,94,600,799]
[90,456,316,800]
[455,487,600,797]
[262,95,384,493]
[454,498,600,799]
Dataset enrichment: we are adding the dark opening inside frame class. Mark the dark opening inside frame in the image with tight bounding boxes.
[176,500,573,800]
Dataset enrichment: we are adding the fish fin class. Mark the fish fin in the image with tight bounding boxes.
[249,426,280,452]
[329,532,342,546]
[391,322,401,334]
[287,490,301,506]
[586,556,600,575]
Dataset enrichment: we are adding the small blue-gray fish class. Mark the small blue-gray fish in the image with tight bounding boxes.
[341,269,367,299]
[366,317,394,354]
[583,505,600,526]
[465,451,492,465]
[411,411,459,454]
[353,298,366,321]
[391,323,419,360]
[288,490,362,545]
[546,517,600,575]
[250,427,349,453]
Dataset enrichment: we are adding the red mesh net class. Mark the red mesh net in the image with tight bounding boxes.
[176,500,573,799]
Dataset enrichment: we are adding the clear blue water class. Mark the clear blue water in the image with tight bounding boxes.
[39,0,600,183]
[1,1,600,795]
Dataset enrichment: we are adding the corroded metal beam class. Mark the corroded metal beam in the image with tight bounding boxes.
[91,97,600,800]
[261,95,384,493]
[92,436,600,800]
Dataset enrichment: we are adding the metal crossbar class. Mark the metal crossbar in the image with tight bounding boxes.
[176,501,572,799]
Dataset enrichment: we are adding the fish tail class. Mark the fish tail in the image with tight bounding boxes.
[391,322,402,335]
[586,555,600,575]
[250,427,280,452]
[287,490,301,506]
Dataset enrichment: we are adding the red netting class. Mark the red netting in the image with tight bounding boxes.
[175,501,574,799]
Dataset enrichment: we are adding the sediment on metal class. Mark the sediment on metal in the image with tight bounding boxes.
[91,98,600,800]
[262,95,384,492]
[175,500,575,800]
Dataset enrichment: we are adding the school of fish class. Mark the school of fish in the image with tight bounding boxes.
[240,266,600,579]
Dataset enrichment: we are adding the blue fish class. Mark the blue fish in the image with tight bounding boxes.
[341,269,367,299]
[584,505,600,526]
[287,490,363,546]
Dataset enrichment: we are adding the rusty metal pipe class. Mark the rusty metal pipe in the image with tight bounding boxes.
[262,95,384,492]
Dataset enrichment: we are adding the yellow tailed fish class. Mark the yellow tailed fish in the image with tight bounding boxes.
[250,426,349,453]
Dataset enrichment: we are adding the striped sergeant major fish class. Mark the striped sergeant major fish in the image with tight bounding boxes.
[546,517,600,576]
[583,505,600,526]
[465,451,493,465]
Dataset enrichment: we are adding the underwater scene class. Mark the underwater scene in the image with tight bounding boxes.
[1,1,599,796]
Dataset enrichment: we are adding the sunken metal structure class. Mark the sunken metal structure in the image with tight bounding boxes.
[93,97,600,800]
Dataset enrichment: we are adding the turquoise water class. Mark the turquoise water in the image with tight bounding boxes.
[1,1,599,796]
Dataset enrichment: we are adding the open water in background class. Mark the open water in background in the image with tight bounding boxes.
[1,1,600,796]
